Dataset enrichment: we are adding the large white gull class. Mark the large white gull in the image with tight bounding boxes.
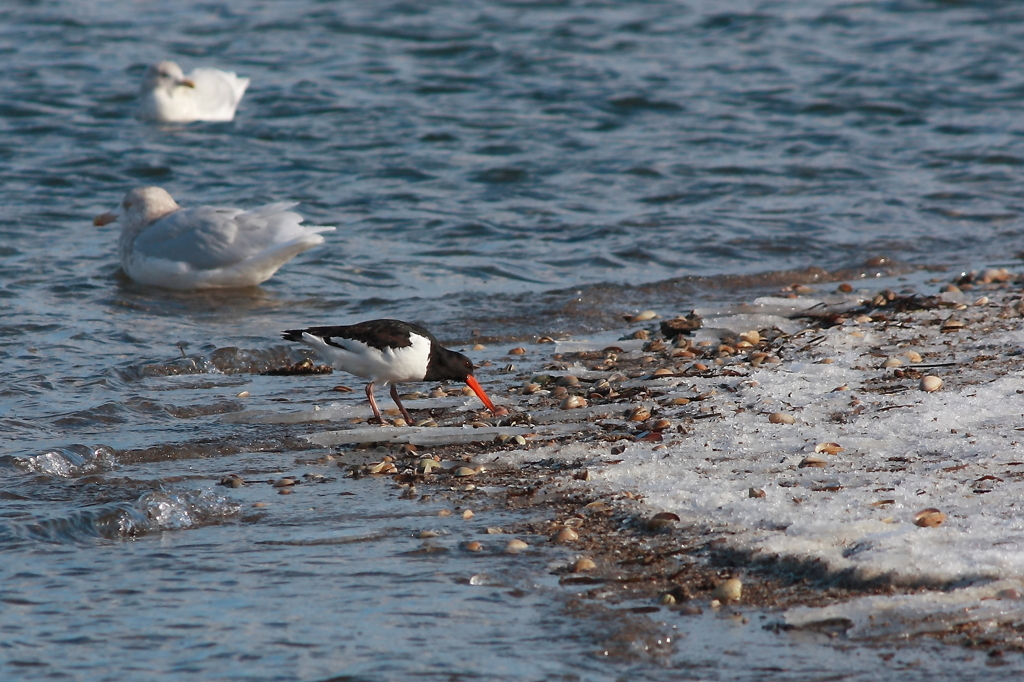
[93,187,335,290]
[138,61,249,123]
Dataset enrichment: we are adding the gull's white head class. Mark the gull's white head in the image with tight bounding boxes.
[142,61,195,93]
[93,186,182,230]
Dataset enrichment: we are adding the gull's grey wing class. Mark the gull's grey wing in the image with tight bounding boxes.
[130,202,305,271]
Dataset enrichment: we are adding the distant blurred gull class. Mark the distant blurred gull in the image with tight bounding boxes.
[138,61,249,123]
[94,187,335,289]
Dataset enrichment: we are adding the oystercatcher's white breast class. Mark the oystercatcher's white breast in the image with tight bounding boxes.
[301,331,432,385]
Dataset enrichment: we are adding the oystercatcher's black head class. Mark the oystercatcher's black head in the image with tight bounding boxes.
[426,346,496,413]
[425,347,474,382]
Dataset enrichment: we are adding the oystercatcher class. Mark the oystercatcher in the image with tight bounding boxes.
[93,187,334,290]
[138,61,249,123]
[282,319,499,425]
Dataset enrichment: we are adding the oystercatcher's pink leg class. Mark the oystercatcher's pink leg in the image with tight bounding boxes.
[390,384,415,425]
[365,382,384,423]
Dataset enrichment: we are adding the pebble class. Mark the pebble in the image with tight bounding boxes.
[749,487,766,498]
[882,357,903,368]
[914,508,947,527]
[418,530,440,539]
[472,343,486,351]
[551,386,568,398]
[645,511,680,531]
[628,310,658,322]
[798,456,827,469]
[368,461,397,475]
[980,268,1011,283]
[573,557,597,573]
[508,347,527,355]
[658,593,677,605]
[417,459,442,474]
[551,527,579,543]
[920,375,943,392]
[712,578,743,602]
[815,442,844,455]
[905,350,923,363]
[768,412,796,425]
[462,509,475,520]
[219,474,244,488]
[739,330,760,344]
[485,527,504,535]
[651,418,672,431]
[272,478,296,487]
[505,539,529,554]
[236,390,250,398]
[560,395,587,410]
[464,541,484,552]
[453,466,477,477]
[628,406,651,421]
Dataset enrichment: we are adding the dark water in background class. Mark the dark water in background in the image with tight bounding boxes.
[3,0,1024,679]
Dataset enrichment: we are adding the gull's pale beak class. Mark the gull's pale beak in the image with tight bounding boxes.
[93,211,118,226]
[179,78,196,88]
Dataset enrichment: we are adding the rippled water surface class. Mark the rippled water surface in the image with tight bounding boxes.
[3,0,1024,679]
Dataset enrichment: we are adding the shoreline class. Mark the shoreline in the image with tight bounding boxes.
[296,264,1024,655]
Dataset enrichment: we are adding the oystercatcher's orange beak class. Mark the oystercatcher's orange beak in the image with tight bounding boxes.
[93,211,118,226]
[465,375,498,414]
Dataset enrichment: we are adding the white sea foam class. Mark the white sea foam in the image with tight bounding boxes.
[15,445,117,477]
